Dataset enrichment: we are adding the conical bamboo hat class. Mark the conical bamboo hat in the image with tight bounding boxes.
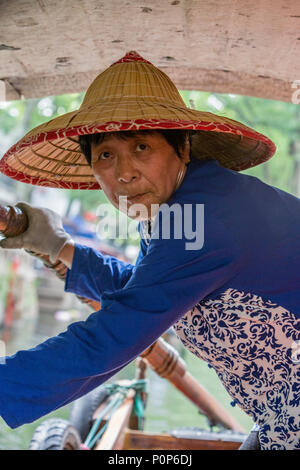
[0,51,276,189]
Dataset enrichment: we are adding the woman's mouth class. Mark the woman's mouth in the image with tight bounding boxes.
[127,192,147,203]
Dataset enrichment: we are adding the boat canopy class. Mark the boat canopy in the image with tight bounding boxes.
[0,0,299,102]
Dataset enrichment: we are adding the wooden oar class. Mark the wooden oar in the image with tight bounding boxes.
[140,339,245,432]
[0,204,246,433]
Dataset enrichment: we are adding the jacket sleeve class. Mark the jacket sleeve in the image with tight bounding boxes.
[0,207,243,429]
[64,244,135,302]
[64,224,148,302]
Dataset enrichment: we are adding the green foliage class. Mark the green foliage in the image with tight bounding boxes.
[180,90,300,195]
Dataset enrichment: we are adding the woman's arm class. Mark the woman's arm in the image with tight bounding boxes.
[0,207,242,429]
[64,243,136,302]
[57,240,75,269]
[63,225,148,302]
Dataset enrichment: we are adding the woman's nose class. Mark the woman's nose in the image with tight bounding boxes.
[116,155,139,183]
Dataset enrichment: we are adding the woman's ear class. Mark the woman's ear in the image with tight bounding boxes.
[180,136,191,164]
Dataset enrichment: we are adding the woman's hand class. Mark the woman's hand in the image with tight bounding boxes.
[57,239,75,269]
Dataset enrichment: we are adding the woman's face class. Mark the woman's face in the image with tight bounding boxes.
[91,132,190,220]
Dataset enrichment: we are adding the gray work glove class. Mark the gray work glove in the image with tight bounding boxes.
[0,201,72,264]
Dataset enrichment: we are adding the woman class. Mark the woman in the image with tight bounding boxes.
[0,51,299,450]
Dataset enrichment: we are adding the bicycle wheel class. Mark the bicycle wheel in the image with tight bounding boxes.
[29,418,82,450]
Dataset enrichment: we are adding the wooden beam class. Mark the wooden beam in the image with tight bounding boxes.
[122,429,244,450]
[0,79,21,101]
[94,384,135,450]
[2,0,299,102]
[3,67,294,102]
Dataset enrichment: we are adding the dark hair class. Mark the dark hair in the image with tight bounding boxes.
[78,129,193,166]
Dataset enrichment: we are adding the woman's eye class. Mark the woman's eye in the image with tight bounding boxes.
[99,151,111,160]
[136,144,147,151]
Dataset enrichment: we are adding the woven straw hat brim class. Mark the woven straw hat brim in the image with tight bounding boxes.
[0,98,276,190]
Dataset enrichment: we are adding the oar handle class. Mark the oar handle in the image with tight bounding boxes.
[0,205,28,237]
[0,204,100,310]
[141,337,246,433]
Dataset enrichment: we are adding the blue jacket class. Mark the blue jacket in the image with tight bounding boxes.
[0,157,299,449]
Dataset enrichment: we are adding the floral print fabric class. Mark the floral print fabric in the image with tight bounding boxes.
[173,288,300,450]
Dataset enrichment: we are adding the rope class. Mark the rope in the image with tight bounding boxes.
[83,379,148,449]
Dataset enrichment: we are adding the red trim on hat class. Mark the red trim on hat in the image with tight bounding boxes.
[0,118,276,190]
[111,51,153,66]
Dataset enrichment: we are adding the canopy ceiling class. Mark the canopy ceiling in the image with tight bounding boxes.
[0,0,299,102]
